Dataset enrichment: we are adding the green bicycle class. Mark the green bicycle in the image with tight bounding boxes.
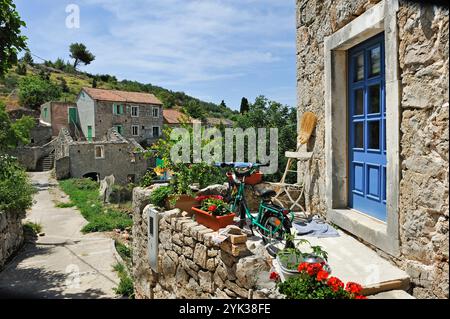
[216,162,294,243]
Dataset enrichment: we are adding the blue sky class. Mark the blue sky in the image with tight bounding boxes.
[15,0,297,110]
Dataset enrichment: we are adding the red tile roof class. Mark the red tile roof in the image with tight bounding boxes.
[82,87,162,105]
[163,109,195,124]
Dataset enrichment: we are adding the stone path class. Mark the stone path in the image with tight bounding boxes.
[0,172,119,299]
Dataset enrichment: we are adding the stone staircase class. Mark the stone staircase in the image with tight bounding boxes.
[41,153,54,171]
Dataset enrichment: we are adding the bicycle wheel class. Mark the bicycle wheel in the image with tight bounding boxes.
[260,212,290,244]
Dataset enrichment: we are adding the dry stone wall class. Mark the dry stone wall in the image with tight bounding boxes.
[296,0,448,298]
[132,187,280,299]
[0,211,24,269]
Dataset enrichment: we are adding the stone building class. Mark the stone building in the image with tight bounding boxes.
[40,101,79,138]
[296,0,448,298]
[55,128,151,184]
[76,87,163,145]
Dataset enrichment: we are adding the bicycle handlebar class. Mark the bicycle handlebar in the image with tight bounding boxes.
[215,162,270,169]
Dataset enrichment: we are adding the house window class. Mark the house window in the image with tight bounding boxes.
[95,145,104,159]
[131,106,139,117]
[43,107,48,119]
[115,125,123,135]
[113,103,124,115]
[132,125,139,136]
[152,126,160,137]
[152,107,159,118]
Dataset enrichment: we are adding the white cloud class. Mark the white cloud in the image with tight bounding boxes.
[74,0,295,86]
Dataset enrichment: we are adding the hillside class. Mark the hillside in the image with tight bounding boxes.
[0,63,238,120]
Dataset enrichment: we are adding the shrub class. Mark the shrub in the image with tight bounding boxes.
[23,221,42,235]
[115,240,132,261]
[150,185,173,208]
[0,154,35,212]
[18,75,62,109]
[15,62,27,75]
[140,170,157,187]
[113,263,134,298]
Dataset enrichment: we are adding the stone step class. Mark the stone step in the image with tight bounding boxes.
[272,229,410,295]
[368,290,415,299]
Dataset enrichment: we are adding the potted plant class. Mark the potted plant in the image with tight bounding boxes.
[276,237,330,279]
[192,195,236,231]
[271,263,367,299]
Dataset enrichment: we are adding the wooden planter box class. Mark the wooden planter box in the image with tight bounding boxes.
[192,207,236,231]
[166,195,198,215]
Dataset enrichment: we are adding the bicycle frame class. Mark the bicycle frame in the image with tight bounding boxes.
[230,179,291,235]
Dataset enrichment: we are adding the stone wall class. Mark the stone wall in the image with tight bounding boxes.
[95,101,163,145]
[0,210,24,269]
[132,187,279,299]
[296,0,448,298]
[396,1,449,299]
[55,128,150,184]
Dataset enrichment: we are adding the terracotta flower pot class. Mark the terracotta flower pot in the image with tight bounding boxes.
[166,195,198,215]
[245,172,263,185]
[192,207,236,231]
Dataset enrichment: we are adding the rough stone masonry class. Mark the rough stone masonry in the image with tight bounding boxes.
[296,0,448,298]
[0,210,24,269]
[132,187,281,299]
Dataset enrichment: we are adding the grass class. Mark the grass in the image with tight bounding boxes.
[58,179,132,233]
[115,240,132,261]
[56,202,76,208]
[23,221,43,235]
[113,263,135,298]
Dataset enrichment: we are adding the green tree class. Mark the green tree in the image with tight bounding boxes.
[18,75,62,109]
[240,97,249,114]
[183,100,206,121]
[0,0,27,77]
[15,62,27,75]
[21,51,33,65]
[92,76,97,88]
[0,101,35,151]
[69,42,95,69]
[235,96,297,182]
[219,100,227,108]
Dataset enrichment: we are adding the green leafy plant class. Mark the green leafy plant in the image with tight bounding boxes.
[0,154,36,212]
[196,195,231,217]
[150,185,174,208]
[113,263,134,298]
[23,221,42,235]
[140,170,157,187]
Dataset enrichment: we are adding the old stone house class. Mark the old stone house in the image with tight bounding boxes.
[40,101,79,138]
[296,0,448,298]
[76,87,163,145]
[55,128,150,184]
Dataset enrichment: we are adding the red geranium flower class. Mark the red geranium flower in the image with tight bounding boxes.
[306,263,323,276]
[269,271,280,281]
[327,276,344,292]
[355,295,367,299]
[316,270,329,282]
[208,205,217,212]
[298,262,309,273]
[346,282,363,295]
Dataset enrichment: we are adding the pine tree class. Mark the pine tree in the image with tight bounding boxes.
[240,97,249,114]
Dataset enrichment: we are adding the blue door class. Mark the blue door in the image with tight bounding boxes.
[348,33,386,221]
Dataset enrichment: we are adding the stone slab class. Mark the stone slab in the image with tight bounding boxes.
[273,229,410,295]
[368,290,415,299]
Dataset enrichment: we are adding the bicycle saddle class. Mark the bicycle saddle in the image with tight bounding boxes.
[256,188,276,198]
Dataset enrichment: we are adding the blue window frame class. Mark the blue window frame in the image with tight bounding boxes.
[348,33,387,221]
